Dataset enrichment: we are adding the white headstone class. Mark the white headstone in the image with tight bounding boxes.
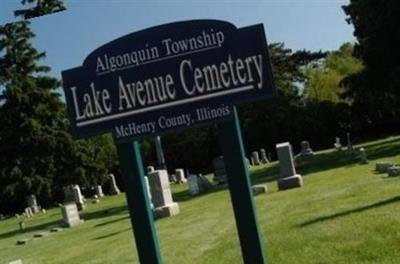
[148,170,179,218]
[95,185,104,197]
[109,174,120,195]
[61,203,83,227]
[72,185,85,211]
[260,149,269,164]
[175,169,186,183]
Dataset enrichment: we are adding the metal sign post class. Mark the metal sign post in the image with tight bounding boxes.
[219,107,267,264]
[116,140,163,264]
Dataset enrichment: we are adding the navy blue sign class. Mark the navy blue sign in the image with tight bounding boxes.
[62,20,276,140]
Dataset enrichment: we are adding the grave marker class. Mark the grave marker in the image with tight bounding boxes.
[276,142,303,190]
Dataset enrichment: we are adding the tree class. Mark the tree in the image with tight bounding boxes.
[0,21,107,214]
[342,1,400,132]
[303,43,363,103]
[14,0,66,20]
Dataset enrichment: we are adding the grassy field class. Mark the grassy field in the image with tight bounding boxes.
[1,136,400,263]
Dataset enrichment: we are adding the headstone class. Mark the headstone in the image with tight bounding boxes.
[169,174,177,183]
[252,184,267,195]
[63,185,76,203]
[26,194,40,213]
[276,142,303,190]
[19,221,25,232]
[213,156,227,184]
[61,203,84,227]
[347,132,353,152]
[147,166,155,174]
[252,151,261,165]
[260,149,269,164]
[197,174,212,192]
[148,170,179,218]
[359,148,368,164]
[24,207,33,218]
[334,137,342,151]
[144,176,154,210]
[387,166,400,177]
[250,156,255,166]
[41,208,46,214]
[95,185,104,197]
[72,185,85,211]
[187,174,200,195]
[108,174,121,195]
[298,141,314,157]
[175,169,187,183]
[376,162,394,173]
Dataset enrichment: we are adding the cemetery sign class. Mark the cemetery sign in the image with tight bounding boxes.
[62,20,276,140]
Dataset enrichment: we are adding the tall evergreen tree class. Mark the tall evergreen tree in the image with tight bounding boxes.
[342,1,400,131]
[0,21,106,214]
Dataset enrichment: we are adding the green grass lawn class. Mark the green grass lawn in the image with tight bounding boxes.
[1,136,400,263]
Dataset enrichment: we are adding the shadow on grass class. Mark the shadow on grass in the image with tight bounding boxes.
[0,219,62,240]
[298,195,400,227]
[81,205,128,222]
[94,215,130,227]
[172,184,228,202]
[93,228,131,240]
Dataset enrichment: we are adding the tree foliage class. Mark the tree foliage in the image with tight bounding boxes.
[14,0,66,20]
[303,43,363,103]
[342,0,400,131]
[0,21,107,214]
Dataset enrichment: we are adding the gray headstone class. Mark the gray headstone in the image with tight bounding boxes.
[260,149,269,164]
[19,221,25,231]
[334,137,342,151]
[148,170,179,218]
[197,174,212,192]
[276,142,303,190]
[95,185,104,197]
[359,148,368,164]
[26,194,40,213]
[147,166,155,174]
[376,162,394,173]
[175,169,187,183]
[387,166,400,177]
[213,156,227,184]
[252,151,261,165]
[72,185,85,210]
[252,184,267,195]
[187,174,200,195]
[61,203,84,227]
[347,132,353,152]
[299,141,314,157]
[245,157,251,168]
[108,174,120,195]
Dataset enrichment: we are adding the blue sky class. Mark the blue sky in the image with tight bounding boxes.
[1,0,354,80]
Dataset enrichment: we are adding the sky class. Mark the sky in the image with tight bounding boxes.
[1,0,355,80]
